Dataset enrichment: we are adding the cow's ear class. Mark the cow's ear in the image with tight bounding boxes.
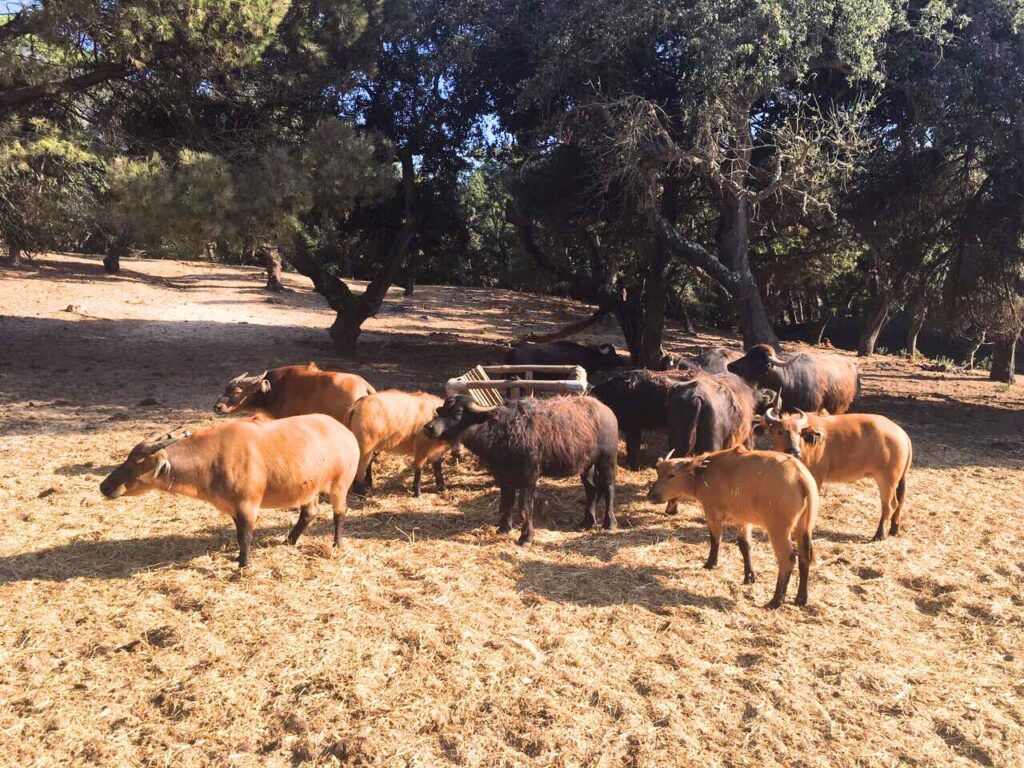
[259,379,272,394]
[802,428,824,445]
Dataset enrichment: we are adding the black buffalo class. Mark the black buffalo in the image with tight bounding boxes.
[505,341,628,379]
[728,344,860,414]
[590,369,695,469]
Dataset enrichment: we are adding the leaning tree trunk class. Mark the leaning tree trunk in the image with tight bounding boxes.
[906,303,928,357]
[260,243,284,292]
[989,330,1019,383]
[636,191,674,367]
[857,298,891,356]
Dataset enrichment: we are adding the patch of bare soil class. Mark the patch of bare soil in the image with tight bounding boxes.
[1,253,1023,767]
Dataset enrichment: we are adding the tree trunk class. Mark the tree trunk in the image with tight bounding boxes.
[857,298,891,356]
[283,150,418,356]
[989,331,1018,383]
[906,304,927,357]
[329,304,368,355]
[260,243,284,292]
[7,239,22,266]
[716,193,778,349]
[813,311,833,345]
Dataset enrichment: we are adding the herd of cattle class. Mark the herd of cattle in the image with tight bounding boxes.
[99,339,912,609]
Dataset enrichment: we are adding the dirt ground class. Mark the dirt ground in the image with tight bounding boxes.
[1,253,1023,768]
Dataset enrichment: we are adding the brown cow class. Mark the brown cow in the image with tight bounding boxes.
[99,415,361,566]
[349,390,451,496]
[213,363,375,426]
[647,447,819,608]
[761,408,913,541]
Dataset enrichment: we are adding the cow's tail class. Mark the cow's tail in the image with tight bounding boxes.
[685,397,703,456]
[797,467,819,565]
[894,437,913,522]
[346,395,370,428]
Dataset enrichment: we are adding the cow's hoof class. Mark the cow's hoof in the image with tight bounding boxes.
[497,524,512,534]
[517,536,533,548]
[794,595,808,607]
[743,573,756,585]
[765,599,783,610]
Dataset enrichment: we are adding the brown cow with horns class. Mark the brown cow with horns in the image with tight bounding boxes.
[213,363,375,426]
[761,407,913,541]
[99,416,361,566]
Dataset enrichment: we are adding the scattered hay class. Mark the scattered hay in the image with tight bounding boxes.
[1,254,1022,767]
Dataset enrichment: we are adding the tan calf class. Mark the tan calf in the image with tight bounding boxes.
[648,447,819,608]
[100,415,360,566]
[762,409,912,541]
[348,390,451,496]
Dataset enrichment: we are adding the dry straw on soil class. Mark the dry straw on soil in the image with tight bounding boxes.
[1,254,1023,768]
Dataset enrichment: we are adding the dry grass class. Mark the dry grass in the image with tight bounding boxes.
[1,253,1023,768]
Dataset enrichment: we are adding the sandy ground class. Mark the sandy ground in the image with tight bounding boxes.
[1,253,1023,768]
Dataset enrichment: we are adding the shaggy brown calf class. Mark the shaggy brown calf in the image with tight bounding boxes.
[214,363,375,426]
[348,390,451,496]
[762,408,913,540]
[99,415,360,566]
[728,345,860,414]
[648,447,819,608]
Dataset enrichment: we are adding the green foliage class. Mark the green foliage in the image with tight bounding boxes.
[0,118,102,250]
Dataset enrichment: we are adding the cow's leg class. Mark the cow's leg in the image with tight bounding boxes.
[288,501,316,545]
[872,475,897,540]
[353,450,374,495]
[795,531,812,607]
[599,460,616,530]
[412,466,423,497]
[737,523,756,584]
[433,459,446,491]
[704,515,723,570]
[766,528,796,609]
[872,475,895,541]
[233,505,257,567]
[497,486,516,533]
[579,466,597,529]
[624,427,642,470]
[517,479,538,547]
[330,483,348,546]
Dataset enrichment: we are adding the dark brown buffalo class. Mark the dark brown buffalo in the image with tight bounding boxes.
[728,344,860,414]
[424,395,618,546]
[590,369,696,469]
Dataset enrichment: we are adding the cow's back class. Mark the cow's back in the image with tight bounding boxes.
[272,367,374,424]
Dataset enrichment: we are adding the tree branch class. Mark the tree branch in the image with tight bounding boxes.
[648,204,740,294]
[0,61,137,110]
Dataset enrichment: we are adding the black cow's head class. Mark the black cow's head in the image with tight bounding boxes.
[589,343,629,370]
[728,345,795,384]
[424,395,495,441]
